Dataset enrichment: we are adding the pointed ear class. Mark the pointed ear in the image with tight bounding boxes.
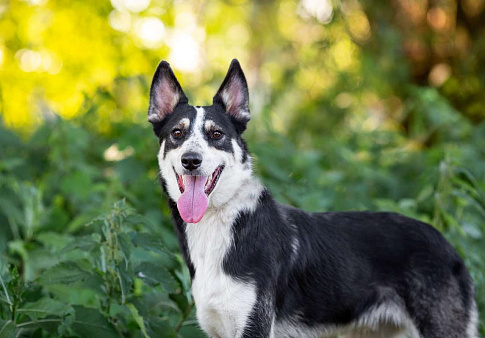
[213,59,250,125]
[148,61,188,123]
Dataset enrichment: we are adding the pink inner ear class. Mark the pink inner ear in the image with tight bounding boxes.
[223,77,244,117]
[155,81,180,118]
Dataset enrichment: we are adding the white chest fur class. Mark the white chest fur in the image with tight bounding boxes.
[185,179,263,338]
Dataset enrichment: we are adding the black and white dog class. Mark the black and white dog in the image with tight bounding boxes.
[148,59,478,338]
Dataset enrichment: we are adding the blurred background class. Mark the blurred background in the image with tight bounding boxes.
[0,0,484,336]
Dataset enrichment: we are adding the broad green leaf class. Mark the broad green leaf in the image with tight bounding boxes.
[462,222,483,239]
[71,306,119,338]
[131,232,170,255]
[39,262,92,285]
[145,317,177,338]
[135,262,179,293]
[125,214,155,229]
[44,284,101,308]
[0,319,15,338]
[59,171,93,200]
[61,234,100,254]
[37,232,73,251]
[0,158,25,171]
[134,290,181,318]
[126,303,149,338]
[116,263,133,304]
[0,272,12,306]
[117,233,133,267]
[178,324,207,338]
[17,298,73,321]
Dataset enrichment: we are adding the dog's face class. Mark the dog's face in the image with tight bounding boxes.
[148,60,253,223]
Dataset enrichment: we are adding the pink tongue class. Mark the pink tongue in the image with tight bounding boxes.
[177,176,209,223]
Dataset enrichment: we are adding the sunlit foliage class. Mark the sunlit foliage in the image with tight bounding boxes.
[2,0,483,131]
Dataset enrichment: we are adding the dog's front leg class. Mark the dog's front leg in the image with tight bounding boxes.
[239,294,275,338]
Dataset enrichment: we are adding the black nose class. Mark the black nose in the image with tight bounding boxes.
[181,152,202,171]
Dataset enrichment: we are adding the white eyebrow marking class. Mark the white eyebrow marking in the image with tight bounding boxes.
[204,120,223,131]
[205,120,215,129]
[176,118,190,129]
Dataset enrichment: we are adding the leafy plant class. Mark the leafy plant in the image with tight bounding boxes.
[0,197,203,337]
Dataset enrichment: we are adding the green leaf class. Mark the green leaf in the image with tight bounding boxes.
[416,184,434,203]
[117,233,132,267]
[0,319,15,338]
[0,158,25,171]
[134,290,181,317]
[39,262,92,285]
[135,262,179,293]
[124,214,155,229]
[0,272,12,306]
[131,232,170,255]
[178,324,207,338]
[462,222,483,239]
[126,303,149,338]
[68,210,106,233]
[59,171,93,200]
[61,234,100,254]
[44,284,101,308]
[17,298,73,321]
[116,263,132,304]
[71,306,119,338]
[37,232,73,251]
[145,317,177,338]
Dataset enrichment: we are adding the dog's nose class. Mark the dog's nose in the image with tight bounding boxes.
[181,152,202,171]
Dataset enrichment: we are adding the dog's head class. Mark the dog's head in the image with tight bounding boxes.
[148,59,253,223]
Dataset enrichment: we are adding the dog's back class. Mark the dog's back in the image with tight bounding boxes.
[273,206,477,337]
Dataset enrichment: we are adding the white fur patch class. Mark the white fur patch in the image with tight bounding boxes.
[290,236,300,262]
[274,319,336,338]
[274,302,420,338]
[177,117,190,129]
[187,178,263,338]
[466,300,479,338]
[354,302,419,337]
[204,119,218,130]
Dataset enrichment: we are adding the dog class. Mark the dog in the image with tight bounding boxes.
[147,59,478,338]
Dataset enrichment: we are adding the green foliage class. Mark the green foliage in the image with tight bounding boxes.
[0,118,206,336]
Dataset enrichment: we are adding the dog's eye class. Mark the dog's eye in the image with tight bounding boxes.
[172,129,183,139]
[210,130,223,140]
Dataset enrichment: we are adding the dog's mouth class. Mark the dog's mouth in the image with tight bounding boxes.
[175,166,224,196]
[175,166,224,223]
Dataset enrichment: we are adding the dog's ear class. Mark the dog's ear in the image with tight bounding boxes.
[148,61,188,123]
[213,59,250,128]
